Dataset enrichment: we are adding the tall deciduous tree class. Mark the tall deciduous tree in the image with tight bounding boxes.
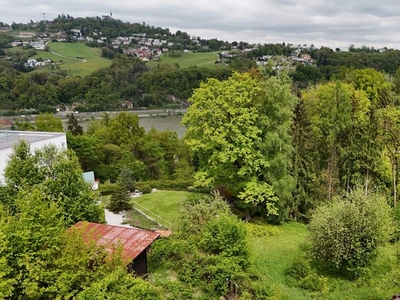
[302,82,370,199]
[182,72,296,219]
[377,107,400,207]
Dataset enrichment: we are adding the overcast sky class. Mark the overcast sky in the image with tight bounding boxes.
[1,0,400,50]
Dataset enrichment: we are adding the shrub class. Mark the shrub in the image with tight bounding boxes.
[308,187,392,278]
[149,237,194,268]
[99,181,117,196]
[138,180,194,191]
[246,223,281,238]
[299,273,328,294]
[286,256,328,294]
[200,215,249,265]
[134,182,152,194]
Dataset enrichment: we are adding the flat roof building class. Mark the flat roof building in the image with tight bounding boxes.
[0,130,67,184]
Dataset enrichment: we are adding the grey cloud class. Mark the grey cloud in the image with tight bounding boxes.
[1,0,400,49]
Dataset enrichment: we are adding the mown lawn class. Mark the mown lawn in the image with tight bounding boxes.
[146,52,224,69]
[130,190,205,228]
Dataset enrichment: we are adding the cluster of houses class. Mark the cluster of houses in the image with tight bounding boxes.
[25,58,53,68]
[11,38,46,50]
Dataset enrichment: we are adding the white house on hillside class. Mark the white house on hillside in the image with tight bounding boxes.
[0,130,67,184]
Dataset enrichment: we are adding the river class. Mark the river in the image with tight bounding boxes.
[139,115,185,138]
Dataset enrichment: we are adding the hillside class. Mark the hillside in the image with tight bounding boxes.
[32,42,112,77]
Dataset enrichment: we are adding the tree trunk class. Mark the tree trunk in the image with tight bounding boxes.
[328,146,336,200]
[245,208,251,222]
[364,169,369,196]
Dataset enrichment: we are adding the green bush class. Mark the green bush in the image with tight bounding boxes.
[247,223,281,238]
[200,215,249,265]
[99,181,118,196]
[134,182,152,194]
[149,237,194,268]
[139,180,194,191]
[286,256,328,294]
[299,273,328,294]
[158,281,194,300]
[286,256,312,282]
[308,187,392,278]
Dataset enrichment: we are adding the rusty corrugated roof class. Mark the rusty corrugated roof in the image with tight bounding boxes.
[72,222,160,261]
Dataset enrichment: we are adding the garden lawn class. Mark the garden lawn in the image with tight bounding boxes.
[146,52,224,69]
[249,222,397,299]
[131,190,204,227]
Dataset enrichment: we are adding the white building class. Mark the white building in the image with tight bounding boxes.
[0,130,67,184]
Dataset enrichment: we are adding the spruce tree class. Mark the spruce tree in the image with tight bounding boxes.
[108,181,132,214]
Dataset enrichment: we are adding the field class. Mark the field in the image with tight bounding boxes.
[32,42,112,77]
[146,52,224,69]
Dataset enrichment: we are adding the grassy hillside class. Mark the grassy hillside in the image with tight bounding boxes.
[32,42,112,77]
[146,52,224,69]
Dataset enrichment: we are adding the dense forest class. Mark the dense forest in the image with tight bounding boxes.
[0,55,233,112]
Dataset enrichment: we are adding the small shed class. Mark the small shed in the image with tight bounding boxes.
[72,222,160,277]
[82,171,98,190]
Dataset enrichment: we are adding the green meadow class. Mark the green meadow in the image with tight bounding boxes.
[146,51,224,69]
[32,42,112,77]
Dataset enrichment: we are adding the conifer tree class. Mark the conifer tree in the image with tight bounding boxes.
[67,113,83,135]
[108,181,132,214]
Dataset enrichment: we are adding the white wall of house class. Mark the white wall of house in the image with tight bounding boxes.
[0,133,67,185]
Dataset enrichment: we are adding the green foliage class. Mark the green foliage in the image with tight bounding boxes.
[119,167,136,191]
[149,237,194,268]
[0,193,148,300]
[107,181,132,213]
[76,267,162,300]
[200,215,249,262]
[246,222,282,238]
[135,182,152,194]
[308,187,393,278]
[286,256,328,294]
[3,141,104,226]
[67,113,83,135]
[35,113,63,132]
[183,71,297,220]
[177,195,231,238]
[137,179,194,191]
[391,205,400,242]
[149,195,259,297]
[98,181,118,195]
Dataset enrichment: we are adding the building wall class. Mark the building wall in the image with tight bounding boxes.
[0,134,67,184]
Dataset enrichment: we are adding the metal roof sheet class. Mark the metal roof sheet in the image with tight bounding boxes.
[72,222,160,261]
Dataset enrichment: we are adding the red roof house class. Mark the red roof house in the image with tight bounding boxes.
[72,222,160,277]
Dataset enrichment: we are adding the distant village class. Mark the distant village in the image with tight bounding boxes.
[3,19,324,71]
